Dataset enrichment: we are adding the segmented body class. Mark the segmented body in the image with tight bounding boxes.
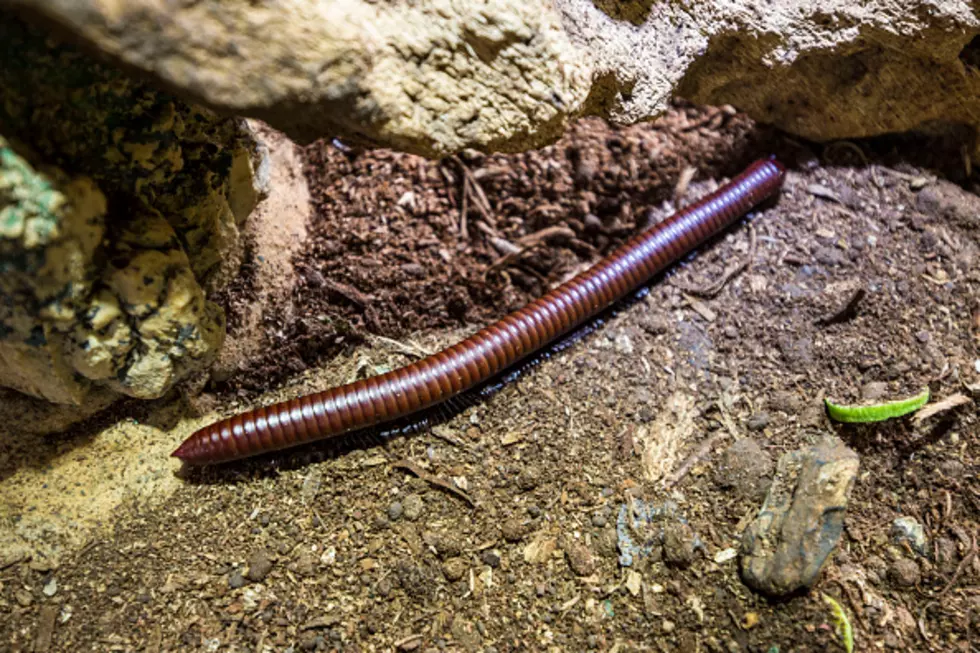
[173,157,786,465]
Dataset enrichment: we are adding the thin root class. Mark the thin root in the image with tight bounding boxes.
[673,224,757,298]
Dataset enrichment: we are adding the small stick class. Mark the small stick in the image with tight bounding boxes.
[392,459,476,507]
[935,530,977,599]
[485,226,576,276]
[666,431,728,488]
[673,225,757,298]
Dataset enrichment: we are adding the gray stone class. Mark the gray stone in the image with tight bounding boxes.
[891,517,928,555]
[739,437,860,596]
[402,494,424,522]
[246,549,273,582]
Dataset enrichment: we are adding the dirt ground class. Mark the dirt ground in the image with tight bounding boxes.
[1,102,978,652]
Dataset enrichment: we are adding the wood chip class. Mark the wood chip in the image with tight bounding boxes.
[501,431,523,446]
[323,279,375,307]
[913,393,973,425]
[523,532,557,564]
[626,570,642,597]
[674,166,697,205]
[807,183,841,203]
[34,604,59,653]
[682,293,717,322]
[666,431,728,489]
[392,459,475,507]
[394,633,423,650]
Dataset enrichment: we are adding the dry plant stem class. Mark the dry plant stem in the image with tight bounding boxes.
[666,431,728,488]
[392,459,475,507]
[673,224,757,298]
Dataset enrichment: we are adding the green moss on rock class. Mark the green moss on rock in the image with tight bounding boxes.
[0,17,261,406]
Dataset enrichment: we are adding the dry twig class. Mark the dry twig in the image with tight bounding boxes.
[392,459,476,507]
[673,225,757,298]
[483,225,575,279]
[666,431,728,488]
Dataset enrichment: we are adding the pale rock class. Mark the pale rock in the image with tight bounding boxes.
[5,0,978,155]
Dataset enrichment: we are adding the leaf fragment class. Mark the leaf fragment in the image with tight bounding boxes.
[821,593,854,653]
[825,388,930,423]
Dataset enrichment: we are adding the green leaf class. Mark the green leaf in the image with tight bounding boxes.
[821,593,854,653]
[825,388,930,423]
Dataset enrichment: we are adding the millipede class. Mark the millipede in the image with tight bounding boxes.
[172,157,787,466]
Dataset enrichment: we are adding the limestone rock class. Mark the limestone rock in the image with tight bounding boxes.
[3,0,591,158]
[0,16,264,290]
[5,0,979,156]
[0,141,107,404]
[739,437,859,597]
[0,17,265,407]
[0,138,226,404]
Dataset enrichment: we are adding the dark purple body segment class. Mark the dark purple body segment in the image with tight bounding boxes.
[173,157,786,465]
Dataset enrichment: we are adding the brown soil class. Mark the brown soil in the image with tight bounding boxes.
[2,102,978,652]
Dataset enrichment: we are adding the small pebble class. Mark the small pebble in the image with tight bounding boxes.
[299,631,320,651]
[714,437,774,501]
[862,381,888,401]
[592,513,607,528]
[246,549,273,582]
[596,527,618,559]
[516,471,539,491]
[746,412,770,431]
[662,522,696,568]
[480,550,501,568]
[228,570,246,589]
[501,518,526,542]
[892,516,928,555]
[42,578,57,597]
[723,325,738,339]
[889,558,921,588]
[562,539,595,576]
[387,501,404,521]
[403,494,424,521]
[432,534,463,559]
[662,619,676,634]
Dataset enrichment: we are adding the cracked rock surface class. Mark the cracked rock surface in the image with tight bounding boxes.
[739,436,860,597]
[4,0,979,156]
[0,18,263,407]
[0,138,226,404]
